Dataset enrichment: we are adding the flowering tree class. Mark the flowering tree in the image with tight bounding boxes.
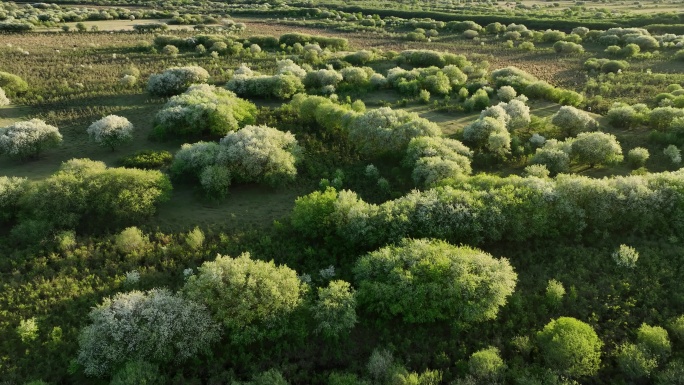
[77,289,220,377]
[218,125,300,187]
[87,115,134,150]
[0,119,62,160]
[571,132,623,167]
[348,107,441,157]
[405,136,473,187]
[146,66,210,97]
[155,84,257,138]
[551,106,599,137]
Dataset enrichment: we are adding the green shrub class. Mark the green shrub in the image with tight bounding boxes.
[0,71,29,95]
[616,343,658,380]
[670,315,684,342]
[184,253,307,344]
[110,361,164,385]
[469,347,505,380]
[354,238,517,325]
[627,148,649,169]
[537,317,602,377]
[115,226,148,254]
[545,279,565,308]
[637,324,671,362]
[185,226,205,250]
[119,150,173,169]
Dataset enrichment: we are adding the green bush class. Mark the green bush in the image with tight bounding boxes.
[115,226,148,254]
[119,150,173,169]
[184,252,307,344]
[354,238,517,325]
[616,343,658,380]
[545,279,565,308]
[627,148,649,169]
[20,159,172,233]
[110,361,164,385]
[0,71,29,96]
[637,324,671,362]
[537,317,602,377]
[469,347,505,380]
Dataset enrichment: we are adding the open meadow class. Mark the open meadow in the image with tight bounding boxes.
[1,0,684,384]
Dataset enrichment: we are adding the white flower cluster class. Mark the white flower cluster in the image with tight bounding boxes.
[0,119,62,159]
[531,138,573,175]
[77,288,220,377]
[276,59,307,78]
[146,66,210,97]
[86,115,134,150]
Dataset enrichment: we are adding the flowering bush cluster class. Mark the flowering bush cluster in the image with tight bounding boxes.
[292,170,684,248]
[348,107,442,157]
[551,105,599,136]
[0,119,62,159]
[155,84,257,138]
[87,115,134,150]
[77,289,220,377]
[171,125,300,197]
[146,66,210,97]
[405,136,473,187]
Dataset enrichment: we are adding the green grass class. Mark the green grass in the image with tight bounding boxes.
[151,184,307,233]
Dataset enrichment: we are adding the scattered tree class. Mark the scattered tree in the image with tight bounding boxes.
[87,115,134,150]
[0,119,62,160]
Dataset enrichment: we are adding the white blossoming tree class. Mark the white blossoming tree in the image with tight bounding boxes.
[76,288,220,377]
[405,136,473,187]
[0,119,62,160]
[87,115,134,150]
[146,66,210,97]
[218,124,300,187]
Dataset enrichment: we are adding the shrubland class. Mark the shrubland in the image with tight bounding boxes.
[3,5,684,385]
